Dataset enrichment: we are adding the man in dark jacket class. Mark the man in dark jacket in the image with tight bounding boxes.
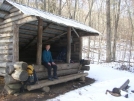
[42,44,58,81]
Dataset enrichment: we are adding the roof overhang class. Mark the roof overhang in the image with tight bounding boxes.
[0,0,101,36]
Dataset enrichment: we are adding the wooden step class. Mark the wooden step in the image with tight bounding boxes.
[27,72,88,91]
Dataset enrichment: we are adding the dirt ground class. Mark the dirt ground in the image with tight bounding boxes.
[0,77,95,101]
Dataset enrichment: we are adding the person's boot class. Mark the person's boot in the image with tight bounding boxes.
[48,77,54,81]
[53,76,58,79]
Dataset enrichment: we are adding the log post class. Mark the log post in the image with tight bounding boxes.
[79,37,83,60]
[67,27,71,63]
[13,23,19,62]
[36,17,43,65]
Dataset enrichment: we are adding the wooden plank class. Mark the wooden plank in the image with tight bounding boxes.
[12,23,19,62]
[0,67,6,74]
[72,27,79,37]
[34,63,79,72]
[0,55,13,62]
[0,26,13,33]
[0,16,36,28]
[36,68,79,80]
[43,32,67,43]
[0,18,4,22]
[67,27,71,63]
[0,14,28,25]
[0,62,13,68]
[10,7,19,13]
[0,9,9,15]
[0,32,13,38]
[36,18,43,65]
[27,73,88,91]
[0,50,12,55]
[0,44,13,50]
[16,16,37,25]
[119,79,130,90]
[0,38,13,44]
[5,11,22,19]
[79,37,83,60]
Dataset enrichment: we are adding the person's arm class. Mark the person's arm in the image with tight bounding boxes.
[43,50,49,63]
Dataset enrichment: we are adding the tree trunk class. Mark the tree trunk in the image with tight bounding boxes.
[73,0,78,19]
[106,0,111,62]
[58,0,62,15]
[125,0,134,68]
[112,0,121,61]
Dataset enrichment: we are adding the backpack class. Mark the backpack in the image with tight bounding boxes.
[26,65,37,85]
[20,65,38,92]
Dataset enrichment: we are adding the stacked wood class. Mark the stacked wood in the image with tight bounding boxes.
[4,62,28,95]
[11,62,28,81]
[13,62,28,70]
[11,69,28,81]
[6,65,15,74]
[4,75,19,84]
[0,67,6,76]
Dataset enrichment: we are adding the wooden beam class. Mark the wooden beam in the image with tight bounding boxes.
[79,37,83,60]
[36,18,43,65]
[0,10,10,15]
[43,32,67,43]
[10,7,19,13]
[5,11,22,19]
[46,27,63,33]
[12,23,19,62]
[67,27,71,63]
[72,27,79,37]
[0,18,4,22]
[27,73,88,91]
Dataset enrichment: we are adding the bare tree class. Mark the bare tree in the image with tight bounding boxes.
[125,0,134,67]
[112,0,121,61]
[35,0,38,8]
[106,0,112,62]
[59,0,62,15]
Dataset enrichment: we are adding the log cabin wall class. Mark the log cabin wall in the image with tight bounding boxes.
[0,6,37,76]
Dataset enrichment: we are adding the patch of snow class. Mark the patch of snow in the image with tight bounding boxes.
[47,64,134,101]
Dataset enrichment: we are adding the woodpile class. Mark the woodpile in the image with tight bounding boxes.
[3,61,28,95]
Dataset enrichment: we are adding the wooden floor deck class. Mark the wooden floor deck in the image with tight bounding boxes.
[27,72,88,91]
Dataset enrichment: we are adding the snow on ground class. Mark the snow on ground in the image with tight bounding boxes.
[47,63,134,101]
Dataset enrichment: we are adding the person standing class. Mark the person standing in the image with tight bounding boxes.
[42,44,58,81]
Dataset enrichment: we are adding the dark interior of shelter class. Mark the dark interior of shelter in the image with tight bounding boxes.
[19,20,80,64]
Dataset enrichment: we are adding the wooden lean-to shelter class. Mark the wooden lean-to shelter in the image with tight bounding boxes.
[0,0,100,94]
